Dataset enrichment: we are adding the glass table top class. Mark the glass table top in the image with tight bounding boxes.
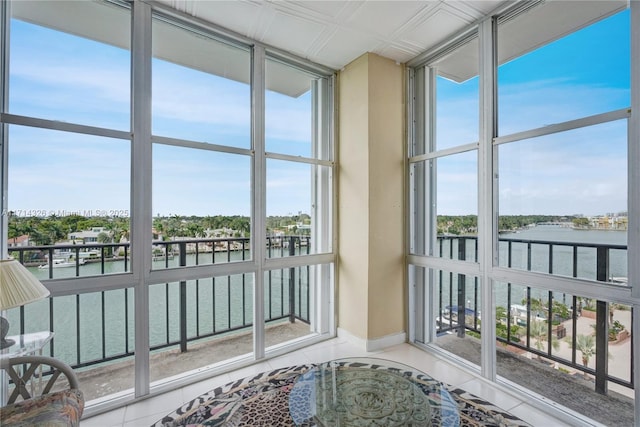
[289,357,460,426]
[0,331,54,360]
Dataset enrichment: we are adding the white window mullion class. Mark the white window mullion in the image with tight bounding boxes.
[0,0,10,258]
[311,76,334,335]
[629,0,640,422]
[629,0,640,301]
[425,67,438,344]
[478,16,497,382]
[131,0,152,398]
[0,0,10,407]
[406,67,418,343]
[252,45,266,360]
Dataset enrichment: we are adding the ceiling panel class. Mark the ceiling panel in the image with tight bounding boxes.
[457,0,506,17]
[378,43,423,65]
[345,1,435,38]
[314,27,385,69]
[260,11,327,56]
[154,0,499,70]
[176,0,263,40]
[404,8,473,50]
[276,0,353,20]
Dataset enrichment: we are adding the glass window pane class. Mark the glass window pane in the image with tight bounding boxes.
[495,282,634,425]
[415,33,479,154]
[409,161,428,256]
[498,9,630,135]
[264,265,316,349]
[436,151,478,262]
[7,125,131,279]
[149,275,254,385]
[5,289,136,401]
[410,264,482,369]
[152,145,251,269]
[152,17,251,148]
[265,59,316,158]
[435,75,479,150]
[497,121,627,283]
[9,1,131,130]
[267,160,322,258]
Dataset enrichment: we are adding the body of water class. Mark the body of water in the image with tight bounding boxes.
[8,227,626,366]
[437,225,628,313]
[8,250,308,367]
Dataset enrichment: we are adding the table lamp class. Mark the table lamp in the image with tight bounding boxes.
[0,259,50,349]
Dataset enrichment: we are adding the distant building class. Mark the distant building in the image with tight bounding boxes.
[69,227,108,243]
[588,215,628,230]
[7,234,31,247]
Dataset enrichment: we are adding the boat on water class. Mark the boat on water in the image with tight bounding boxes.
[39,258,86,269]
[611,277,628,284]
[437,305,481,328]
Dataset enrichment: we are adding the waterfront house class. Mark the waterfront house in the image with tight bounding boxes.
[1,1,639,426]
[68,227,109,244]
[7,234,30,248]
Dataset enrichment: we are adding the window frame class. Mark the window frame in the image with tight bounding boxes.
[0,0,336,407]
[407,1,640,423]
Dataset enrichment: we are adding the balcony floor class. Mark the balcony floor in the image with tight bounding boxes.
[80,336,583,427]
[436,333,633,426]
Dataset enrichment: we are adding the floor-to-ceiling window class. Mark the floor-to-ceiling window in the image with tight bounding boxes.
[408,2,639,425]
[1,0,136,400]
[408,33,482,368]
[0,0,335,411]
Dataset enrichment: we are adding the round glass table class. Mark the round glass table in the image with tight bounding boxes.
[288,357,460,426]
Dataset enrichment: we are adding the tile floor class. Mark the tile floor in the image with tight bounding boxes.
[81,337,581,427]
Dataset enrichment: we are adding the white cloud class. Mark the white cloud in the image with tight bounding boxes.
[436,80,628,216]
[8,128,130,214]
[152,147,252,216]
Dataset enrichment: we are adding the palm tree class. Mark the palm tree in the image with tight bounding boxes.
[186,222,204,238]
[97,232,113,256]
[574,334,596,379]
[42,220,66,244]
[523,321,560,359]
[496,305,508,323]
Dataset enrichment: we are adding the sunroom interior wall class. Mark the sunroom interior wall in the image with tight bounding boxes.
[337,53,369,340]
[367,54,406,339]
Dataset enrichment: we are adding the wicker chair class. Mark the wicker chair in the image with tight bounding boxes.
[1,355,84,426]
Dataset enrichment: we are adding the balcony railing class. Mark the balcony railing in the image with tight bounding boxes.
[435,235,633,394]
[6,236,311,371]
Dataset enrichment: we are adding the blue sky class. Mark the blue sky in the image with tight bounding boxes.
[7,7,631,219]
[436,8,629,217]
[8,17,313,217]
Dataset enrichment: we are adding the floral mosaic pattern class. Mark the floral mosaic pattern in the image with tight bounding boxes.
[152,361,531,427]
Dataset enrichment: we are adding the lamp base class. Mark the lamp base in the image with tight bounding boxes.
[0,316,15,349]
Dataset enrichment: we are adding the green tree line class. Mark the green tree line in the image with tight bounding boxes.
[437,214,580,235]
[7,213,311,245]
[9,212,579,245]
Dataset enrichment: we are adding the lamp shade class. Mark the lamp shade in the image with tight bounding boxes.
[0,259,50,311]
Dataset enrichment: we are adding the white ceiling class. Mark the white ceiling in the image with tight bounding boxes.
[154,0,508,70]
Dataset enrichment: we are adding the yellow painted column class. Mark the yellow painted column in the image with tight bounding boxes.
[337,53,406,349]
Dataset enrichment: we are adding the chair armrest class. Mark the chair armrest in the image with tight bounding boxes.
[1,355,80,404]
